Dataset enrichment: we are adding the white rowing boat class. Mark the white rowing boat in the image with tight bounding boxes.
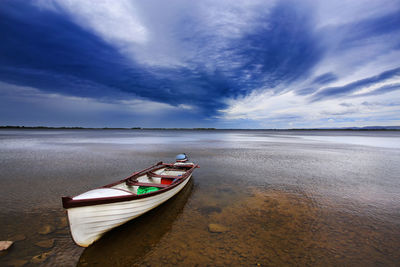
[62,154,199,247]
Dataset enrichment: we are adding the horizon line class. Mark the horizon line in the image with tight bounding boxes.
[1,125,399,131]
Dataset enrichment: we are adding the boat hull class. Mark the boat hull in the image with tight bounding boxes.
[67,175,192,247]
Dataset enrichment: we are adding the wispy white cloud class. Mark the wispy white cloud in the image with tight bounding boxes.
[36,0,149,63]
[313,0,399,28]
[219,83,400,128]
[216,0,400,127]
[35,0,275,68]
[38,0,148,44]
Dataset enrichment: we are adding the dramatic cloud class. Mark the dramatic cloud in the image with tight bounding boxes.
[0,0,399,127]
[311,67,400,101]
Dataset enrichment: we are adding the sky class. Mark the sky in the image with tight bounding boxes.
[1,0,400,128]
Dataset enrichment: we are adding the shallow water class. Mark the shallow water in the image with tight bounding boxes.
[0,130,399,266]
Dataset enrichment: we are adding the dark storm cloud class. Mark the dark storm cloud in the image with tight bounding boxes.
[0,1,226,116]
[311,67,400,101]
[338,9,400,48]
[296,87,317,96]
[232,1,323,93]
[355,83,400,97]
[0,0,323,117]
[1,0,400,127]
[312,73,337,85]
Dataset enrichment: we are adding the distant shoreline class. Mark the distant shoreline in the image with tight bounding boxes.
[1,126,399,131]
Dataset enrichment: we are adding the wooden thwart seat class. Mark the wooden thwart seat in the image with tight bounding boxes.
[126,181,169,188]
[164,168,188,172]
[148,171,182,179]
[125,168,185,187]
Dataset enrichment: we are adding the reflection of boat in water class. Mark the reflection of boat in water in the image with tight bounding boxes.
[77,177,195,267]
[62,154,199,247]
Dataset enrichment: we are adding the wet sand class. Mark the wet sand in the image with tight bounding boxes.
[115,187,400,266]
[0,130,400,266]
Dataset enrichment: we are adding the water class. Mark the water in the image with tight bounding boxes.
[0,130,399,266]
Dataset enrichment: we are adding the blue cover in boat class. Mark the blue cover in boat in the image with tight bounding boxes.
[176,153,187,161]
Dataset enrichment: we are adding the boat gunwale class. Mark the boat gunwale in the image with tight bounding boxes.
[62,162,198,209]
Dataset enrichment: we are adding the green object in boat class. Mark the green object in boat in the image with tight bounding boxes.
[137,186,160,195]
